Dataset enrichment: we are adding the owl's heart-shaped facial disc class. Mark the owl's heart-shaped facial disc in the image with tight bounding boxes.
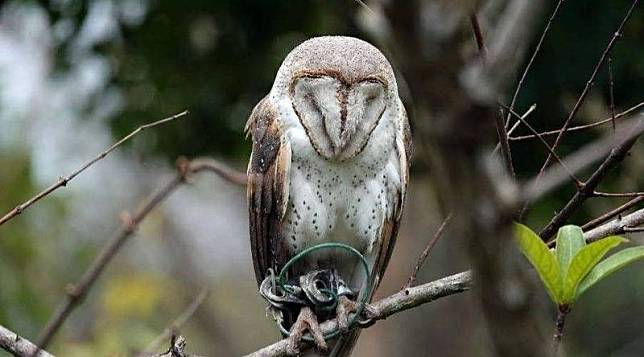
[290,75,386,161]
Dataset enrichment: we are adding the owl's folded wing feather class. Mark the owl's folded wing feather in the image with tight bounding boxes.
[246,96,291,286]
[366,103,412,294]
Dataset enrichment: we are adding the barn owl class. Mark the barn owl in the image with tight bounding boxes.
[246,36,411,356]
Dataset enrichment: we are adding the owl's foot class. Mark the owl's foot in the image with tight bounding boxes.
[287,306,327,356]
[336,296,378,333]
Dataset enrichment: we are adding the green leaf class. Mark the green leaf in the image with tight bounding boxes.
[555,225,586,279]
[577,246,644,298]
[562,236,626,303]
[514,223,562,303]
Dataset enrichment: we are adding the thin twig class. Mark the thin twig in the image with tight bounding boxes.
[525,117,644,201]
[0,110,189,228]
[470,14,487,57]
[494,108,516,177]
[582,196,644,231]
[592,191,644,198]
[493,104,536,153]
[0,324,54,357]
[143,288,210,354]
[32,157,246,355]
[510,101,644,141]
[539,118,643,241]
[504,0,565,129]
[501,103,583,187]
[608,57,617,131]
[403,213,452,289]
[354,0,375,16]
[244,271,473,357]
[520,0,639,219]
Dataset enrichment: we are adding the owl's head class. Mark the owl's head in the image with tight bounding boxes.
[271,36,401,161]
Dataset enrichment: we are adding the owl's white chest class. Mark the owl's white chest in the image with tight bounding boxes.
[280,113,401,286]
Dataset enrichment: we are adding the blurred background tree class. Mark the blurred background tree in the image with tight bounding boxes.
[0,0,642,356]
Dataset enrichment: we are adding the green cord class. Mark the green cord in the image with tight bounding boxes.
[275,242,373,341]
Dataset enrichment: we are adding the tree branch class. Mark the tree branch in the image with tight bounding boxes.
[582,196,644,230]
[509,101,644,141]
[504,0,565,129]
[244,271,473,357]
[403,213,452,289]
[0,324,54,357]
[539,118,643,240]
[243,204,643,357]
[584,208,644,243]
[525,116,644,203]
[520,0,640,218]
[32,157,246,355]
[0,110,189,228]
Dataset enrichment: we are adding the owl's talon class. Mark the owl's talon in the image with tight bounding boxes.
[286,306,327,355]
[337,296,379,331]
[336,296,358,334]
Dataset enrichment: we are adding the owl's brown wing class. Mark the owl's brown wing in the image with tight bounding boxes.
[246,96,292,286]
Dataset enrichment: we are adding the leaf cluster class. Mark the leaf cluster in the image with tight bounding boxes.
[514,224,644,306]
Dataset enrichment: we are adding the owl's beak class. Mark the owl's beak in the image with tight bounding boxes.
[326,92,356,157]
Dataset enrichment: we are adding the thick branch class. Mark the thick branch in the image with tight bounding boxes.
[0,324,54,357]
[245,271,473,357]
[584,208,644,243]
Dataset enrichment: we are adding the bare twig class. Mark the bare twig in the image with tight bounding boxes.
[608,57,617,131]
[494,103,536,153]
[539,118,643,240]
[501,104,583,186]
[526,116,644,203]
[509,101,644,141]
[143,288,210,354]
[33,157,246,355]
[0,324,54,357]
[354,0,375,16]
[582,196,644,230]
[403,213,452,289]
[244,271,473,357]
[504,0,565,129]
[592,191,644,198]
[494,108,516,177]
[470,14,487,57]
[0,110,189,228]
[506,104,538,137]
[184,158,247,186]
[520,0,639,218]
